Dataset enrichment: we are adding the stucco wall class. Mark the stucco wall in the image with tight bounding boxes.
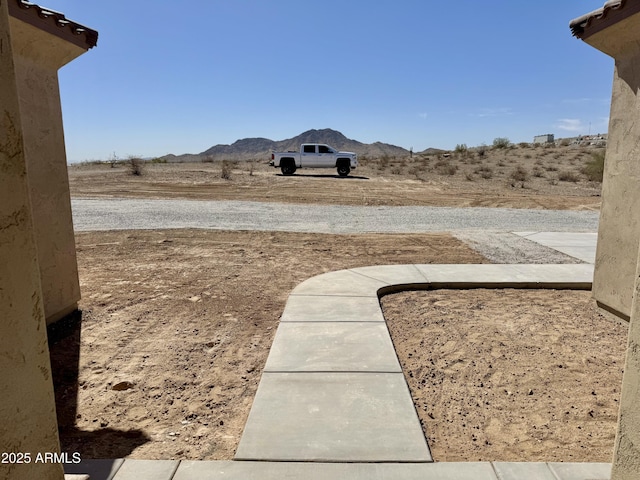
[613,276,640,477]
[0,3,64,479]
[9,14,85,324]
[585,14,640,321]
[592,52,640,321]
[580,10,640,480]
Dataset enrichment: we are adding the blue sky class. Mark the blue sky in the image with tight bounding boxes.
[44,1,614,162]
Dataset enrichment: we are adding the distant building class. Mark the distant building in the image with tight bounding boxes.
[533,134,554,144]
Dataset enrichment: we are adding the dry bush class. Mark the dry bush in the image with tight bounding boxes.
[455,144,468,157]
[510,166,529,182]
[220,160,233,180]
[128,156,144,176]
[492,137,510,149]
[202,155,214,163]
[474,165,493,179]
[558,170,581,183]
[378,155,391,170]
[582,150,605,182]
[408,166,421,178]
[532,166,545,178]
[434,159,457,176]
[443,165,458,175]
[545,164,559,172]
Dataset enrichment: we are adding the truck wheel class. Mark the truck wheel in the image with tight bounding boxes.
[281,163,296,176]
[337,164,350,177]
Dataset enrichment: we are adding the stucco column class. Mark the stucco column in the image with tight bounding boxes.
[611,239,640,478]
[0,2,64,479]
[592,43,640,321]
[8,6,88,325]
[575,10,640,480]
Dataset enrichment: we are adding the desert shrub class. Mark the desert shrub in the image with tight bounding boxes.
[510,166,529,182]
[559,138,571,147]
[408,165,422,176]
[476,144,487,157]
[202,155,214,163]
[474,165,493,179]
[582,150,605,182]
[455,144,468,156]
[545,164,559,172]
[390,166,402,175]
[532,166,545,178]
[128,156,144,176]
[220,160,233,180]
[493,137,510,149]
[558,170,581,182]
[378,155,390,170]
[434,159,457,175]
[518,142,530,149]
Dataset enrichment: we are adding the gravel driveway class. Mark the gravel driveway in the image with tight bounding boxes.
[72,198,598,234]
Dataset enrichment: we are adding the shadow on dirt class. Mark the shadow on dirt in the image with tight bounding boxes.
[275,173,369,180]
[49,310,150,458]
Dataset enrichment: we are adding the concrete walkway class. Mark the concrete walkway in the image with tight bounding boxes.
[65,233,613,479]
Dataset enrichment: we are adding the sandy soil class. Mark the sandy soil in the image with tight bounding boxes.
[68,144,602,211]
[51,230,485,460]
[50,146,623,462]
[382,289,627,462]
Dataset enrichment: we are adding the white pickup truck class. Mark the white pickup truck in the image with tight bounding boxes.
[269,144,358,177]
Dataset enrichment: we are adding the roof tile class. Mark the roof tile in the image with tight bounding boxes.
[8,0,98,49]
[569,0,640,39]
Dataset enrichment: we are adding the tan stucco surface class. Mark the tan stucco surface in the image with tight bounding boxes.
[0,3,64,479]
[581,8,640,480]
[9,14,84,324]
[613,275,640,477]
[589,12,640,321]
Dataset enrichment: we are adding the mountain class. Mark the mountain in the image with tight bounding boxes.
[196,129,409,160]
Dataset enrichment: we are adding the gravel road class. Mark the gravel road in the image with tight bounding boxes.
[72,198,598,265]
[72,198,598,234]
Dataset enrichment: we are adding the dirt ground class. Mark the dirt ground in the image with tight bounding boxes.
[51,147,623,462]
[68,143,602,211]
[382,289,627,462]
[51,230,485,460]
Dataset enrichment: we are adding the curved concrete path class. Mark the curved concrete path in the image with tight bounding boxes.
[235,264,594,464]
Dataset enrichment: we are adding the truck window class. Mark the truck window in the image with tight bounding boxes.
[303,145,315,153]
[318,145,330,154]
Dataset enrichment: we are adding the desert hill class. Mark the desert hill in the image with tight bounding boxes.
[165,129,411,162]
